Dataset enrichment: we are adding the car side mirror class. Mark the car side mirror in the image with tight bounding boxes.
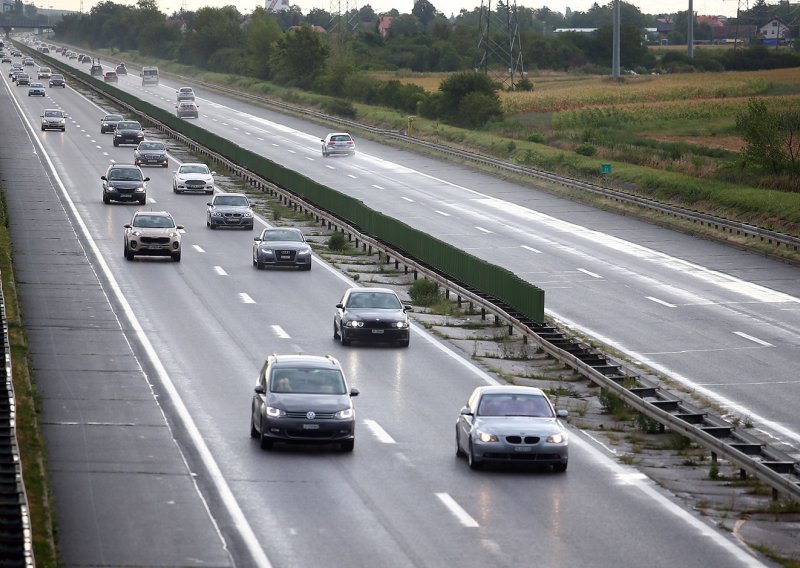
[320,139,325,143]
[123,223,131,228]
[460,406,473,416]
[403,305,413,312]
[100,175,107,180]
[143,177,150,182]
[254,237,262,242]
[350,388,359,397]
[176,225,184,230]
[206,202,212,207]
[172,171,177,174]
[211,171,216,175]
[254,384,266,395]
[336,303,344,309]
[557,409,569,418]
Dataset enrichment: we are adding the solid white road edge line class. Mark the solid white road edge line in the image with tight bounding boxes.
[6,87,273,568]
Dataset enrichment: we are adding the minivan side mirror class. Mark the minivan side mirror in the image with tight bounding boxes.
[254,384,266,395]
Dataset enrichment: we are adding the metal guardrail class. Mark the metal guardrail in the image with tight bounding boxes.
[0,277,34,567]
[37,49,800,502]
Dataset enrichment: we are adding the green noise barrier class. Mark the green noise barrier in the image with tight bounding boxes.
[39,51,545,322]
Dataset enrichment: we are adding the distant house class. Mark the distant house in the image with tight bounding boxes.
[759,18,790,42]
[378,15,393,38]
[712,24,757,44]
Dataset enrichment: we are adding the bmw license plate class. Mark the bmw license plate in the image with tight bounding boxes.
[302,424,319,430]
[371,329,384,334]
[514,446,532,452]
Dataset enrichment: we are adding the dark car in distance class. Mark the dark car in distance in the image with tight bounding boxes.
[333,287,411,347]
[250,354,359,452]
[252,227,312,270]
[133,141,168,168]
[113,121,145,147]
[100,114,124,134]
[48,74,66,88]
[101,164,149,204]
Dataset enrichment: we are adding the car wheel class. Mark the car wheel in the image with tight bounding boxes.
[398,338,410,348]
[250,408,259,439]
[255,256,264,270]
[259,418,273,450]
[138,198,146,205]
[209,222,216,230]
[61,127,65,132]
[333,322,339,340]
[553,461,568,473]
[341,439,354,452]
[113,140,118,147]
[205,190,213,195]
[340,328,351,346]
[40,126,45,131]
[173,185,178,194]
[102,193,110,204]
[455,427,465,457]
[171,252,182,262]
[468,441,482,470]
[124,245,134,261]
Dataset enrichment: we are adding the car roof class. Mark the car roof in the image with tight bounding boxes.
[107,163,140,169]
[180,162,207,168]
[103,114,123,119]
[472,385,547,397]
[346,287,397,296]
[269,354,341,368]
[214,192,246,199]
[133,210,172,217]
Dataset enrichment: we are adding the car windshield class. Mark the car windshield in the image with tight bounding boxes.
[118,122,141,130]
[30,83,42,88]
[262,230,302,243]
[108,168,142,181]
[104,115,123,122]
[51,75,63,80]
[213,196,248,207]
[270,367,346,395]
[331,135,352,142]
[139,142,164,151]
[180,165,208,174]
[133,215,174,229]
[346,292,402,309]
[477,394,554,418]
[44,110,62,117]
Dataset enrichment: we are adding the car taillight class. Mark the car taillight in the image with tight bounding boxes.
[347,141,353,145]
[328,141,335,145]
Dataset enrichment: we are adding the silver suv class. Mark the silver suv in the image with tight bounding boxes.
[123,210,183,262]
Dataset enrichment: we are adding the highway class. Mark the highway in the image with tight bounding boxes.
[0,46,787,567]
[57,53,800,449]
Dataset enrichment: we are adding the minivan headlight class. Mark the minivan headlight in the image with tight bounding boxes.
[334,408,354,420]
[266,406,285,418]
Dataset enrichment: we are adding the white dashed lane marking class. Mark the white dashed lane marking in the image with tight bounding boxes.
[578,268,602,279]
[436,493,479,528]
[733,331,772,347]
[647,296,676,308]
[520,245,541,253]
[192,245,205,253]
[214,266,227,276]
[271,325,290,339]
[363,420,395,444]
[239,293,256,304]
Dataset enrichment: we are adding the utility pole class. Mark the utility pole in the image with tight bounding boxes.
[688,0,694,58]
[611,0,620,80]
[475,0,525,89]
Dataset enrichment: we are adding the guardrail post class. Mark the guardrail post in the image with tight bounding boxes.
[481,308,486,320]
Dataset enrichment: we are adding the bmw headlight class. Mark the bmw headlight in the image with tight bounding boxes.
[477,431,498,443]
[334,408,354,420]
[547,432,568,444]
[266,406,285,418]
[346,320,364,328]
[243,212,253,218]
[394,321,408,328]
[211,211,223,217]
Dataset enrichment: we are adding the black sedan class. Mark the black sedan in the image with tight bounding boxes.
[133,141,168,168]
[113,121,145,146]
[100,114,124,134]
[333,287,411,347]
[48,74,66,88]
[252,227,312,268]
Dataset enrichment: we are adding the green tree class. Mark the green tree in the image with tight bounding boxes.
[270,25,329,88]
[435,71,502,127]
[412,0,437,27]
[245,8,282,79]
[736,98,800,174]
[183,6,243,67]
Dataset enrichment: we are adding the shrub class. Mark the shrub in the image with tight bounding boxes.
[409,278,439,306]
[322,99,357,118]
[327,232,348,251]
[527,131,545,143]
[575,142,597,156]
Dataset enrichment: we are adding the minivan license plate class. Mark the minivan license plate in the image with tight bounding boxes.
[303,424,319,430]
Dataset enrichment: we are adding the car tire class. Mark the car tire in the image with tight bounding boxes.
[340,329,351,346]
[205,190,213,195]
[250,415,258,439]
[138,198,146,205]
[259,419,273,450]
[333,322,339,340]
[113,140,118,147]
[171,252,181,262]
[255,256,264,270]
[302,263,311,271]
[208,222,216,230]
[102,193,110,204]
[455,428,465,457]
[398,338,410,348]
[468,441,482,470]
[40,126,45,131]
[341,439,354,452]
[553,461,568,473]
[124,245,134,261]
[61,127,65,132]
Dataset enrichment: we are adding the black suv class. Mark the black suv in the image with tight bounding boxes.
[101,164,149,204]
[113,121,145,147]
[250,354,359,452]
